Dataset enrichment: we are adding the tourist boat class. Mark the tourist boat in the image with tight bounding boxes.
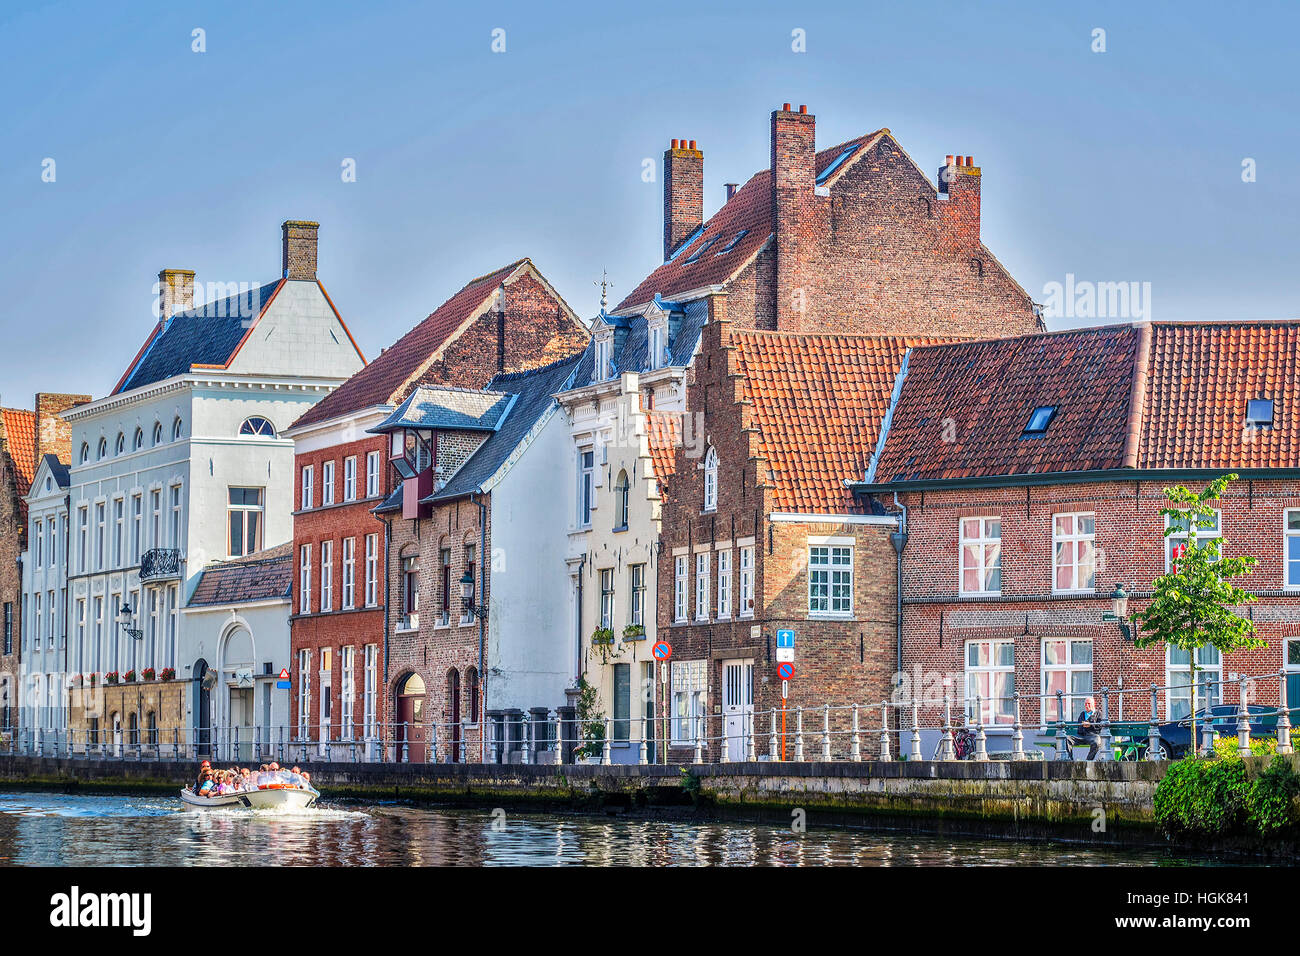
[179,783,320,810]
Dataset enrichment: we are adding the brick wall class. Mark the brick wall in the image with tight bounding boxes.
[878,477,1300,733]
[0,447,19,734]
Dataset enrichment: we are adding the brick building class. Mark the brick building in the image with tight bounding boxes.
[284,259,587,752]
[1,393,88,738]
[372,355,586,762]
[643,104,1044,760]
[853,321,1300,757]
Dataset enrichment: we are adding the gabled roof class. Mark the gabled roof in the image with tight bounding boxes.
[567,299,709,388]
[861,320,1300,487]
[646,410,681,484]
[114,281,284,394]
[292,259,583,430]
[615,132,886,312]
[372,386,514,433]
[33,454,70,492]
[1,407,37,495]
[188,543,293,607]
[1139,321,1300,471]
[868,325,1140,483]
[729,329,949,513]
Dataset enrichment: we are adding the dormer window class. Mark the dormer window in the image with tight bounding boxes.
[1023,406,1057,437]
[594,336,612,383]
[1246,398,1274,428]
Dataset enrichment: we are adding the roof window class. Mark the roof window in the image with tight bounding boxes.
[816,144,861,184]
[715,229,749,255]
[1246,398,1274,428]
[1022,406,1057,436]
[684,234,722,264]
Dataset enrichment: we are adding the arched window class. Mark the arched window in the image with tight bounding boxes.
[466,667,480,723]
[114,433,125,455]
[79,443,89,464]
[614,469,630,529]
[132,427,144,451]
[96,437,107,461]
[703,447,718,513]
[172,417,183,441]
[152,421,163,446]
[239,416,277,438]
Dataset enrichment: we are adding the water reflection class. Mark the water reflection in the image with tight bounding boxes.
[0,791,1221,867]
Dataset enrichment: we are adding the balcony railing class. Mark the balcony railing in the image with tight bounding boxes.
[140,548,182,582]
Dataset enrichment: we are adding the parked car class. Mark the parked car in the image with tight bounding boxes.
[1156,705,1277,758]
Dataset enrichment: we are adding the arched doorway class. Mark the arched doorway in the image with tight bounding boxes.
[394,673,426,762]
[194,659,212,756]
[446,669,461,763]
[220,625,255,762]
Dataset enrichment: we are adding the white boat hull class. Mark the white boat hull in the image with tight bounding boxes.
[180,786,319,810]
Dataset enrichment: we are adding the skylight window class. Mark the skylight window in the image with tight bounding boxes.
[1246,398,1274,428]
[684,234,722,264]
[715,229,749,255]
[1023,406,1057,436]
[666,225,704,262]
[815,144,861,185]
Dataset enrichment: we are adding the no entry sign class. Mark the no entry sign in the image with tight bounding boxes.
[652,641,672,661]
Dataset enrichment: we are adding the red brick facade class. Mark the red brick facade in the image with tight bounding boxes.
[876,477,1300,751]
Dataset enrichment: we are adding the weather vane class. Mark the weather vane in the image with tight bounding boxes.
[595,270,613,310]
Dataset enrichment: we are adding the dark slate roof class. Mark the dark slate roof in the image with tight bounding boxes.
[370,386,515,433]
[428,353,584,502]
[115,281,283,394]
[40,454,70,489]
[188,543,294,607]
[566,297,709,388]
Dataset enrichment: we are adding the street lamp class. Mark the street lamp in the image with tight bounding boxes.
[460,569,480,621]
[116,602,144,641]
[1107,584,1135,642]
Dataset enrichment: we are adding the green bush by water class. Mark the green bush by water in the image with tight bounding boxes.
[1154,754,1300,837]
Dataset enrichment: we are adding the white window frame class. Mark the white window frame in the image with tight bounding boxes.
[343,456,357,501]
[577,449,594,527]
[364,533,379,607]
[694,551,710,622]
[297,649,311,740]
[673,555,688,623]
[340,645,355,738]
[34,519,43,567]
[1285,510,1300,590]
[599,568,615,629]
[808,543,853,617]
[1165,509,1221,572]
[1040,637,1093,727]
[630,563,645,626]
[341,537,356,610]
[301,465,314,511]
[322,460,336,506]
[703,447,718,513]
[965,638,1015,725]
[739,545,755,618]
[366,451,381,498]
[299,545,312,615]
[363,644,378,739]
[320,540,334,612]
[959,516,1002,596]
[717,549,732,620]
[1052,512,1096,594]
[670,659,707,745]
[1166,645,1222,720]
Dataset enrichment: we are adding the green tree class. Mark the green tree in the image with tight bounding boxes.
[1135,474,1262,754]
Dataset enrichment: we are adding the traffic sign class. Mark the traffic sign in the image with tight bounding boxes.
[278,667,290,680]
[776,647,794,663]
[777,661,795,680]
[276,680,291,690]
[776,628,795,649]
[652,641,672,661]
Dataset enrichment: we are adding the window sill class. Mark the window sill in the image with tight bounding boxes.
[394,625,419,635]
[959,592,1003,599]
[612,526,629,534]
[808,612,854,621]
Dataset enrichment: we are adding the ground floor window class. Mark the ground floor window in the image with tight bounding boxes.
[1041,638,1093,725]
[613,663,631,741]
[1287,637,1300,717]
[671,659,707,745]
[1167,645,1221,720]
[965,639,1015,725]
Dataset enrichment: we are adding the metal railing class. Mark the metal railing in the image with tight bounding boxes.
[2,668,1295,765]
[139,548,182,581]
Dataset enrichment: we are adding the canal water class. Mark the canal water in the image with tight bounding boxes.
[0,790,1221,866]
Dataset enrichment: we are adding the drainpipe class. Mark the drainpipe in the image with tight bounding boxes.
[471,493,487,713]
[575,554,586,683]
[381,516,391,688]
[891,492,909,692]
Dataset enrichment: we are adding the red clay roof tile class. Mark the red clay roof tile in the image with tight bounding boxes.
[646,410,681,485]
[2,407,38,495]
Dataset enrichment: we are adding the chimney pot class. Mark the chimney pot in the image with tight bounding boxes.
[799,104,807,114]
[966,155,973,167]
[782,102,791,111]
[724,183,740,202]
[688,140,696,150]
[281,220,320,280]
[671,138,679,148]
[946,154,954,166]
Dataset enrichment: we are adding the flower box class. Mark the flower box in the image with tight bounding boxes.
[159,667,176,682]
[142,668,156,682]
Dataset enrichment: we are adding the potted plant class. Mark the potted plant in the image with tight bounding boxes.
[123,669,137,683]
[159,667,176,682]
[622,623,646,641]
[105,671,119,685]
[88,673,99,687]
[573,675,606,762]
[142,667,156,682]
[590,627,620,663]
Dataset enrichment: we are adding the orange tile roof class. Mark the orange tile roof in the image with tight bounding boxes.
[646,410,681,484]
[1139,321,1300,470]
[729,330,951,513]
[1,407,37,495]
[615,132,886,312]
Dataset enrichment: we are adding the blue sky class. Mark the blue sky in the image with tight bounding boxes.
[1,0,1297,401]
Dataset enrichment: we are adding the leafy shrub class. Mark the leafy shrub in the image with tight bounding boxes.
[1246,757,1300,835]
[1153,756,1249,836]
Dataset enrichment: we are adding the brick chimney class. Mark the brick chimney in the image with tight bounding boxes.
[158,268,195,321]
[282,220,319,280]
[663,139,703,261]
[939,154,981,249]
[771,104,818,330]
[34,392,90,467]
